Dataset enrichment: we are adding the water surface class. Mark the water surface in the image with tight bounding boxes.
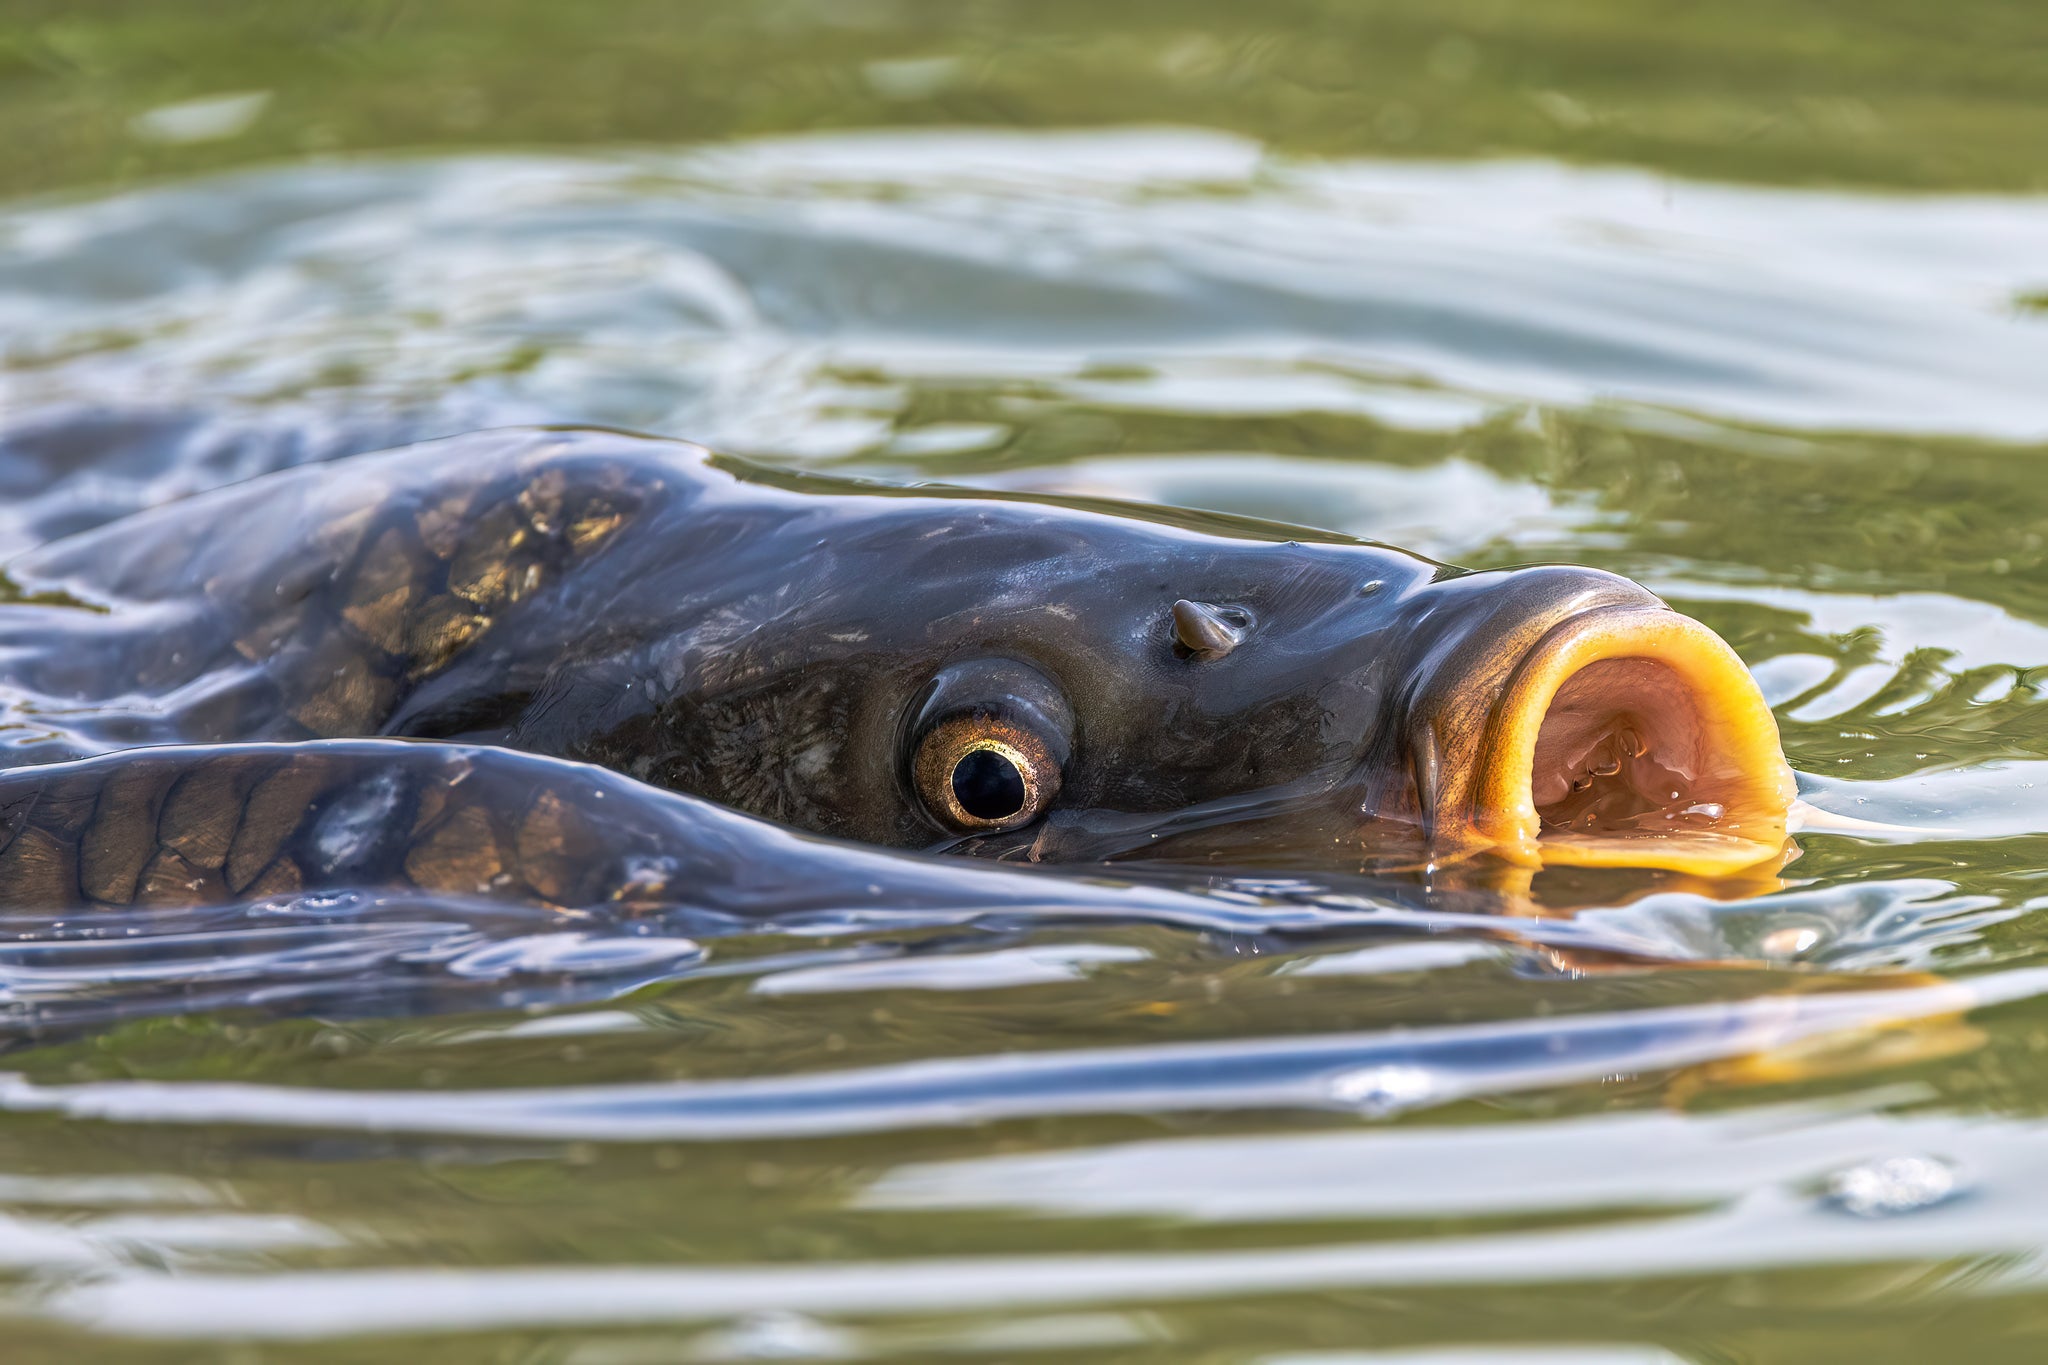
[5,13,2048,1363]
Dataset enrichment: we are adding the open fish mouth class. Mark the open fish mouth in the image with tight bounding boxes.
[1463,604,1795,877]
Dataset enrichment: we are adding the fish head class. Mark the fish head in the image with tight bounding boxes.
[569,465,1792,877]
[926,548,1794,880]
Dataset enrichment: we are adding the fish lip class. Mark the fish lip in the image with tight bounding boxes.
[1439,601,1796,877]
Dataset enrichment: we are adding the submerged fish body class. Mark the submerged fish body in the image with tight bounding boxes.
[0,425,1793,917]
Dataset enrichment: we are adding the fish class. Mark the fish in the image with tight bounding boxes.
[0,424,1794,917]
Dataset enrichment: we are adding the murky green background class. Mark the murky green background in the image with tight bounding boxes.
[8,0,2048,195]
[6,2,2048,1361]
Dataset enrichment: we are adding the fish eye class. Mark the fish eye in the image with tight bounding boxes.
[904,657,1073,837]
[912,715,1061,834]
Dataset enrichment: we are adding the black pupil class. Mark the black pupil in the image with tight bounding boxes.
[951,749,1027,822]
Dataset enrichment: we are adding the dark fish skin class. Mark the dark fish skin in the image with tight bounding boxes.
[0,426,1660,910]
[0,738,1238,921]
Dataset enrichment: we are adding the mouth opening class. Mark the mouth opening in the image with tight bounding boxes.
[1474,605,1795,877]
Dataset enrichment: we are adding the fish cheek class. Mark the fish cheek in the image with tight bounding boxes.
[1314,669,1384,756]
[1246,692,1340,789]
[660,663,915,844]
[1078,685,1337,814]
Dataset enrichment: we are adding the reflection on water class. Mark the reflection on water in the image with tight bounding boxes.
[10,136,2048,481]
[0,968,2033,1140]
[5,128,2048,1361]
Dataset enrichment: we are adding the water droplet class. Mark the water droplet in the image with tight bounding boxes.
[690,1310,860,1360]
[609,854,678,901]
[285,891,362,915]
[308,771,412,874]
[1760,925,1823,958]
[1827,1155,1959,1217]
[448,932,704,980]
[1328,1064,1436,1116]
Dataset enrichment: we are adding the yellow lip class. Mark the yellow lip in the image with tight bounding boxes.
[1458,604,1796,877]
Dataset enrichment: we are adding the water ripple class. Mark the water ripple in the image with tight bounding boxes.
[7,134,2048,553]
[0,970,2029,1141]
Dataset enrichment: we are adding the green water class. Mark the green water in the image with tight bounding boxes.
[7,0,2048,194]
[6,3,2048,1361]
